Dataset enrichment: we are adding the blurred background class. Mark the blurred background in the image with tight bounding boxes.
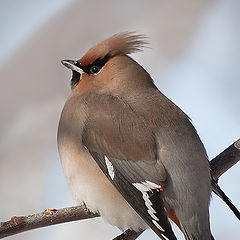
[0,0,239,239]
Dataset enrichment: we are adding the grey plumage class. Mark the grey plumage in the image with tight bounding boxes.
[58,33,213,240]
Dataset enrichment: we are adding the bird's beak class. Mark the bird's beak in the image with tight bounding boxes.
[61,60,83,74]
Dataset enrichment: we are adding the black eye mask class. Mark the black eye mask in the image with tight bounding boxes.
[70,54,111,89]
[80,54,111,74]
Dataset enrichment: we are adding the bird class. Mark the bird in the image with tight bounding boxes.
[58,32,213,240]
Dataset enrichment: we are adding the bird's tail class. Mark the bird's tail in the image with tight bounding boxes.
[211,180,240,220]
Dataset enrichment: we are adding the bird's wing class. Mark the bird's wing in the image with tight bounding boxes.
[82,93,177,240]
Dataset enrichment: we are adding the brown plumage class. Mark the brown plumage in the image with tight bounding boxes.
[59,33,213,240]
[78,32,148,66]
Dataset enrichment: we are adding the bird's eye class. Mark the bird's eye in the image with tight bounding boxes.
[90,65,100,74]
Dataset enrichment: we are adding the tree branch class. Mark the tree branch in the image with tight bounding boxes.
[112,229,144,240]
[210,138,240,180]
[0,138,239,239]
[0,206,99,239]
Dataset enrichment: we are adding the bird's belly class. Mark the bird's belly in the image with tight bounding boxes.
[59,146,147,231]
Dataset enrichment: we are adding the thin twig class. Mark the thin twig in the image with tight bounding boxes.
[0,206,99,239]
[112,229,144,240]
[210,138,240,180]
[0,138,239,239]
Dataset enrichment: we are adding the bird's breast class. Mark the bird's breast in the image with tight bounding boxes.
[58,141,147,231]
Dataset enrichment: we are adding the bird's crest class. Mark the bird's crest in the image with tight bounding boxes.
[78,32,148,66]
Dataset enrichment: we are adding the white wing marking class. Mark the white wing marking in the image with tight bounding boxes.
[148,209,159,221]
[132,181,165,232]
[152,220,165,232]
[132,182,150,192]
[104,156,115,180]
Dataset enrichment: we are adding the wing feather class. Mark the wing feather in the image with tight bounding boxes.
[83,93,177,240]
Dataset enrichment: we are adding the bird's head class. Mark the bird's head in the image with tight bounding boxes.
[61,32,151,92]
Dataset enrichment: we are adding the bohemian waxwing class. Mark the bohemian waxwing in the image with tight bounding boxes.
[58,33,214,240]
